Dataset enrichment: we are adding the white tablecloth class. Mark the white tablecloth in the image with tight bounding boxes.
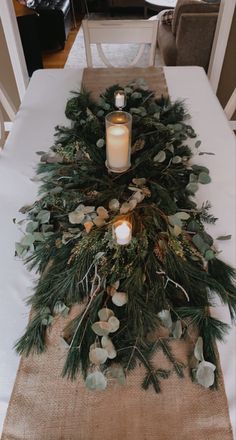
[0,67,235,438]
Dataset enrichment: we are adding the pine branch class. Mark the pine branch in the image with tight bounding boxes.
[15,312,48,355]
[158,339,185,378]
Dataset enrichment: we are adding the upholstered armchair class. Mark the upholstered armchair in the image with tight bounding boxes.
[157,0,220,71]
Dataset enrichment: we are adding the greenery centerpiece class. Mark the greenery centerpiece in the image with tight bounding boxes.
[15,80,236,393]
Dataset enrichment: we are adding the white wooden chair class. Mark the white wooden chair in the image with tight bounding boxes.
[224,88,236,131]
[0,81,17,149]
[82,19,158,68]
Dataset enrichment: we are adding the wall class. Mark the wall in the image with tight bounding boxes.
[217,5,236,111]
[0,18,20,120]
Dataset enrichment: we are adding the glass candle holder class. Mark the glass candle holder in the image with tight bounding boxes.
[113,220,132,245]
[114,90,126,110]
[105,111,132,174]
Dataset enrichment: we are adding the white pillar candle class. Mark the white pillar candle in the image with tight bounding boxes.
[115,92,125,109]
[114,221,132,245]
[106,125,129,169]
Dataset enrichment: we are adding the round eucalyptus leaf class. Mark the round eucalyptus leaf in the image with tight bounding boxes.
[174,123,182,131]
[192,164,209,174]
[196,360,216,388]
[186,182,199,194]
[21,234,35,246]
[188,220,202,232]
[37,210,51,224]
[96,206,109,219]
[132,191,144,203]
[91,321,112,336]
[154,150,166,163]
[168,214,182,227]
[154,112,160,120]
[26,221,39,233]
[112,291,128,307]
[132,178,146,186]
[85,371,107,391]
[194,336,204,361]
[192,234,209,254]
[108,316,120,333]
[101,336,117,359]
[75,204,85,212]
[157,310,172,330]
[93,216,106,227]
[89,347,108,365]
[96,138,105,148]
[176,212,190,220]
[120,202,131,214]
[124,87,132,94]
[166,144,174,154]
[97,110,104,117]
[98,308,114,321]
[198,172,211,184]
[131,92,142,99]
[41,315,53,326]
[53,301,68,315]
[128,199,138,210]
[15,242,28,257]
[195,140,201,148]
[84,221,93,233]
[83,206,96,214]
[68,211,85,224]
[109,199,120,211]
[130,107,142,115]
[204,249,215,261]
[172,320,182,339]
[189,173,198,183]
[112,280,120,290]
[172,155,182,164]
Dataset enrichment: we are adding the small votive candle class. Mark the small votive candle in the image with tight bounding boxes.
[114,90,126,109]
[113,220,132,245]
[105,111,132,173]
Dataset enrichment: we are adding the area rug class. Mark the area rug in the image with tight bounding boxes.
[64,23,164,69]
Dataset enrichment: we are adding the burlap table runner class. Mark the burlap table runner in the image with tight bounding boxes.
[81,67,169,100]
[2,68,233,440]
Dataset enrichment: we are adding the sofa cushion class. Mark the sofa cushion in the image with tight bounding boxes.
[176,12,218,69]
[161,9,174,25]
[172,0,220,35]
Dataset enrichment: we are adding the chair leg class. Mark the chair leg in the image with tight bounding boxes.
[70,0,77,29]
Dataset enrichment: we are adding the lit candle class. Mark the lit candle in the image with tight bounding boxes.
[115,90,126,109]
[105,111,132,173]
[106,125,129,170]
[113,220,132,245]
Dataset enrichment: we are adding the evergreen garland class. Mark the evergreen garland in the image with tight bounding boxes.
[15,80,236,392]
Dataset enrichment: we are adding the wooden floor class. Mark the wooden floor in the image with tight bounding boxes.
[42,18,82,69]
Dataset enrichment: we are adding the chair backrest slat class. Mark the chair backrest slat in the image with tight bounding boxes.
[224,88,236,120]
[82,19,158,68]
[0,81,17,149]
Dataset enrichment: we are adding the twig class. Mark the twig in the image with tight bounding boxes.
[156,270,190,301]
[124,337,138,372]
[69,265,101,349]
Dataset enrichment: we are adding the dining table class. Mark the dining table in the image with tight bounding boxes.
[0,66,235,438]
